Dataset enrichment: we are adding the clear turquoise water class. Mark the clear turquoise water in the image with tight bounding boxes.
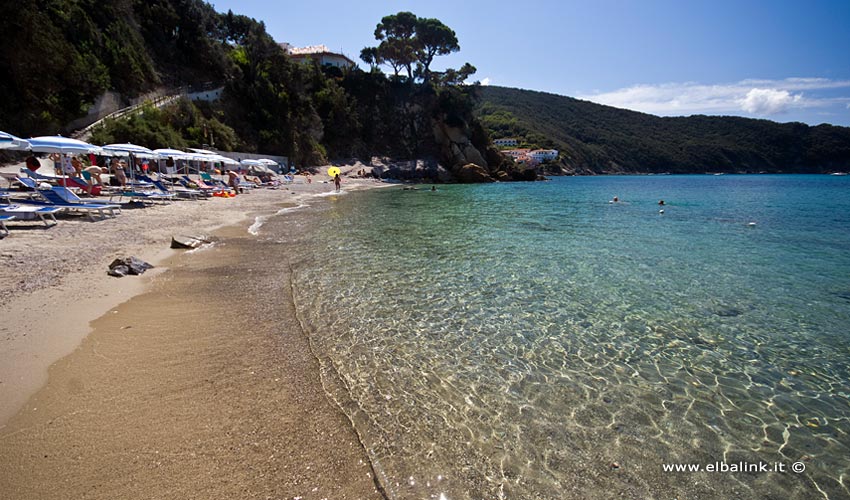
[282,175,850,499]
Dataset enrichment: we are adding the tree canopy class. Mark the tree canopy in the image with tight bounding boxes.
[362,11,467,84]
[478,86,850,174]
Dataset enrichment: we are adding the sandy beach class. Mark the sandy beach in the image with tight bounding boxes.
[0,163,387,499]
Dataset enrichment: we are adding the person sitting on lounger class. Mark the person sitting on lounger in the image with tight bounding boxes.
[110,158,127,186]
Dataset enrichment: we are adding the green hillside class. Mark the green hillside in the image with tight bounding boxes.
[477,86,850,174]
[1,1,513,178]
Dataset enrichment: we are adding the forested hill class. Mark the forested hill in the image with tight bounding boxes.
[1,1,524,180]
[477,86,850,174]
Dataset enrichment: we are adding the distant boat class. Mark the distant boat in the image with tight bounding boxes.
[830,172,847,176]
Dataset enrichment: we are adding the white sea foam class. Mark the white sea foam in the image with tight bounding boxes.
[312,189,347,198]
[248,203,309,235]
[185,241,216,254]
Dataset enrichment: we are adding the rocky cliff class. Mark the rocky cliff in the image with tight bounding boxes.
[432,115,541,182]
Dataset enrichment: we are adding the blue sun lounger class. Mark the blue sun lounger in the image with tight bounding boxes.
[18,188,120,221]
[51,186,123,209]
[0,204,60,228]
[0,214,13,236]
[138,175,202,200]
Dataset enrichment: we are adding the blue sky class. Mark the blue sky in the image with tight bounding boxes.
[210,0,850,126]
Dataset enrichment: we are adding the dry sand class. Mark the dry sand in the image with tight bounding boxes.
[0,163,388,499]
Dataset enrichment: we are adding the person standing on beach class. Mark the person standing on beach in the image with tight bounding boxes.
[49,153,61,174]
[333,173,341,192]
[227,170,240,193]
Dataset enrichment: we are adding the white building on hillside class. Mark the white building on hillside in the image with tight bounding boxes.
[529,149,558,162]
[280,43,355,70]
[504,148,530,159]
[494,137,518,147]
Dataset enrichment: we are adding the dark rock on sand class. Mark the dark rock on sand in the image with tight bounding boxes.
[171,235,212,249]
[108,257,153,277]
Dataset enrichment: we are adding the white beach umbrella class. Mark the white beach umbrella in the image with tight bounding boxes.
[152,148,193,159]
[27,135,99,154]
[26,136,101,189]
[102,143,159,158]
[0,130,30,150]
[103,143,160,185]
[208,154,238,165]
[242,161,276,176]
[186,148,239,169]
[187,147,218,155]
[153,148,195,176]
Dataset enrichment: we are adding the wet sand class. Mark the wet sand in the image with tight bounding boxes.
[0,167,387,499]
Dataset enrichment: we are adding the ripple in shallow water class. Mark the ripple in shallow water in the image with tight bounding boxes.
[279,176,850,499]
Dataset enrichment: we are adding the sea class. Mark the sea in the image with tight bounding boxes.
[268,174,850,499]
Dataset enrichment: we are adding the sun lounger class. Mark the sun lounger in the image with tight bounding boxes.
[200,172,236,191]
[112,188,175,204]
[181,175,225,194]
[51,186,122,210]
[0,204,60,227]
[21,167,60,183]
[138,175,201,200]
[23,167,103,195]
[0,214,14,236]
[0,172,19,188]
[56,176,101,195]
[15,176,42,190]
[18,189,120,221]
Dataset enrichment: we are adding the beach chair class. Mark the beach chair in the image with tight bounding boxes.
[0,214,13,236]
[0,204,60,228]
[200,172,233,190]
[52,186,122,210]
[0,171,19,189]
[19,189,120,221]
[113,188,175,205]
[21,167,59,183]
[57,175,101,195]
[23,167,101,196]
[14,176,45,194]
[139,175,202,200]
[181,175,224,194]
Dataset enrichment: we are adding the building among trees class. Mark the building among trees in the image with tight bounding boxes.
[494,137,518,147]
[280,43,355,69]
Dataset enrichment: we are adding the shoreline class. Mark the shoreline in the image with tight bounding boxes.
[0,162,383,424]
[0,170,388,498]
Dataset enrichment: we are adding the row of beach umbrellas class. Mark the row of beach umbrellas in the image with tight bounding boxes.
[0,132,280,173]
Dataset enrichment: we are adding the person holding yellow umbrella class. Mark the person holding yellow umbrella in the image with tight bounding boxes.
[328,166,341,192]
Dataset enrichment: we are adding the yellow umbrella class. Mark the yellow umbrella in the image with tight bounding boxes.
[327,166,340,177]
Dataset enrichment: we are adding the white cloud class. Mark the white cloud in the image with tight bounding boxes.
[480,77,491,86]
[739,88,801,114]
[577,78,850,117]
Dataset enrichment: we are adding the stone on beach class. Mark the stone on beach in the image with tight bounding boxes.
[108,256,154,277]
[171,234,212,249]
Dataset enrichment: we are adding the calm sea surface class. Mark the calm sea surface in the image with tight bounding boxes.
[276,175,850,499]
